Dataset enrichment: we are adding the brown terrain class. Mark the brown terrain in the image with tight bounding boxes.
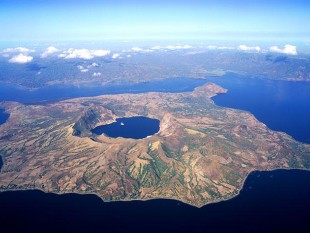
[0,83,309,207]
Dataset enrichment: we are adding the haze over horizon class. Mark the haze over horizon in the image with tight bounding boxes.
[1,0,310,43]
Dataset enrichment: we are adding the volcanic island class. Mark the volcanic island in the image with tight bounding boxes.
[0,83,309,207]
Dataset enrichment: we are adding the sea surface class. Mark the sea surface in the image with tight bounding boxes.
[92,116,160,139]
[0,75,309,232]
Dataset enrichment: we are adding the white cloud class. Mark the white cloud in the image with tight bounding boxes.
[206,46,234,50]
[207,46,218,50]
[86,63,99,68]
[58,54,67,58]
[61,49,93,59]
[130,45,193,53]
[41,46,59,58]
[131,47,144,52]
[238,45,261,52]
[59,48,110,60]
[165,45,193,50]
[77,65,89,72]
[112,53,120,59]
[93,72,102,77]
[186,51,206,55]
[92,49,110,57]
[130,47,153,53]
[218,46,234,50]
[150,45,193,51]
[151,46,162,50]
[269,44,297,55]
[9,54,33,64]
[127,44,193,54]
[2,47,35,53]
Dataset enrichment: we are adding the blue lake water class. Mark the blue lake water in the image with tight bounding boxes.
[0,109,9,125]
[92,116,160,139]
[0,77,209,104]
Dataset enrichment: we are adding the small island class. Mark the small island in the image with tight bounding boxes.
[0,83,309,207]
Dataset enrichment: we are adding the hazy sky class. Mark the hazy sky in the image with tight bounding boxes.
[1,0,310,41]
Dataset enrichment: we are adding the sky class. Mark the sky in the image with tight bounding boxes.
[1,0,310,42]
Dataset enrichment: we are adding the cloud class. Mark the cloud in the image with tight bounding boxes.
[128,45,193,53]
[41,46,59,58]
[60,49,92,59]
[130,47,153,53]
[86,63,99,68]
[151,46,162,50]
[9,54,33,63]
[91,62,99,67]
[165,45,193,50]
[151,45,193,50]
[93,72,102,77]
[206,46,234,50]
[186,51,206,55]
[238,45,261,52]
[131,47,144,52]
[269,44,297,55]
[59,48,110,60]
[2,47,35,53]
[77,62,100,73]
[77,65,89,72]
[92,50,110,57]
[206,46,218,50]
[3,47,35,63]
[112,53,120,59]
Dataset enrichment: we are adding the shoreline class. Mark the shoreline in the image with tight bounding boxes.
[1,167,309,209]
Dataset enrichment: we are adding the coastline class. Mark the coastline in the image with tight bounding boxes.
[1,167,309,208]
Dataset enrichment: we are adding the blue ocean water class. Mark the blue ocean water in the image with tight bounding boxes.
[92,116,160,139]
